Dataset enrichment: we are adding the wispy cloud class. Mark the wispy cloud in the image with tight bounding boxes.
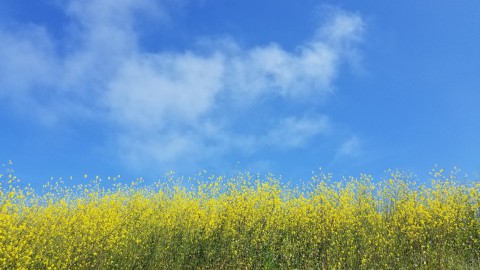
[0,1,365,170]
[335,135,362,160]
[265,115,331,148]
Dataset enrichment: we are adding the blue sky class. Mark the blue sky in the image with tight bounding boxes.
[1,0,480,186]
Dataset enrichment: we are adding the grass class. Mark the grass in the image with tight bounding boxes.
[1,166,480,269]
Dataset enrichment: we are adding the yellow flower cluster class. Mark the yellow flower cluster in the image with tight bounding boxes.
[1,168,479,269]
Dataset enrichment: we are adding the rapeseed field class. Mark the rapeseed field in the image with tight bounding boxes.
[1,165,480,269]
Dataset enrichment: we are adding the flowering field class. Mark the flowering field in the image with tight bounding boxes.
[1,168,480,269]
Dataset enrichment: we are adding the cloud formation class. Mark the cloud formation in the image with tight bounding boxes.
[265,115,331,148]
[0,1,364,170]
[336,136,362,160]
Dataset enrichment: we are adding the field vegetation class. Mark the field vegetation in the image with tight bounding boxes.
[1,165,480,269]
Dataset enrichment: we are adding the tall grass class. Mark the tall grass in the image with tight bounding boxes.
[1,167,480,269]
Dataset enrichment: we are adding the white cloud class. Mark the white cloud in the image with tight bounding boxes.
[116,131,200,169]
[265,115,331,148]
[224,42,337,100]
[0,1,365,169]
[105,52,225,130]
[0,26,56,98]
[336,136,362,159]
[318,8,364,46]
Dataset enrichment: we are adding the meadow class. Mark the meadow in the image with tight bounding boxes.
[1,166,480,269]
